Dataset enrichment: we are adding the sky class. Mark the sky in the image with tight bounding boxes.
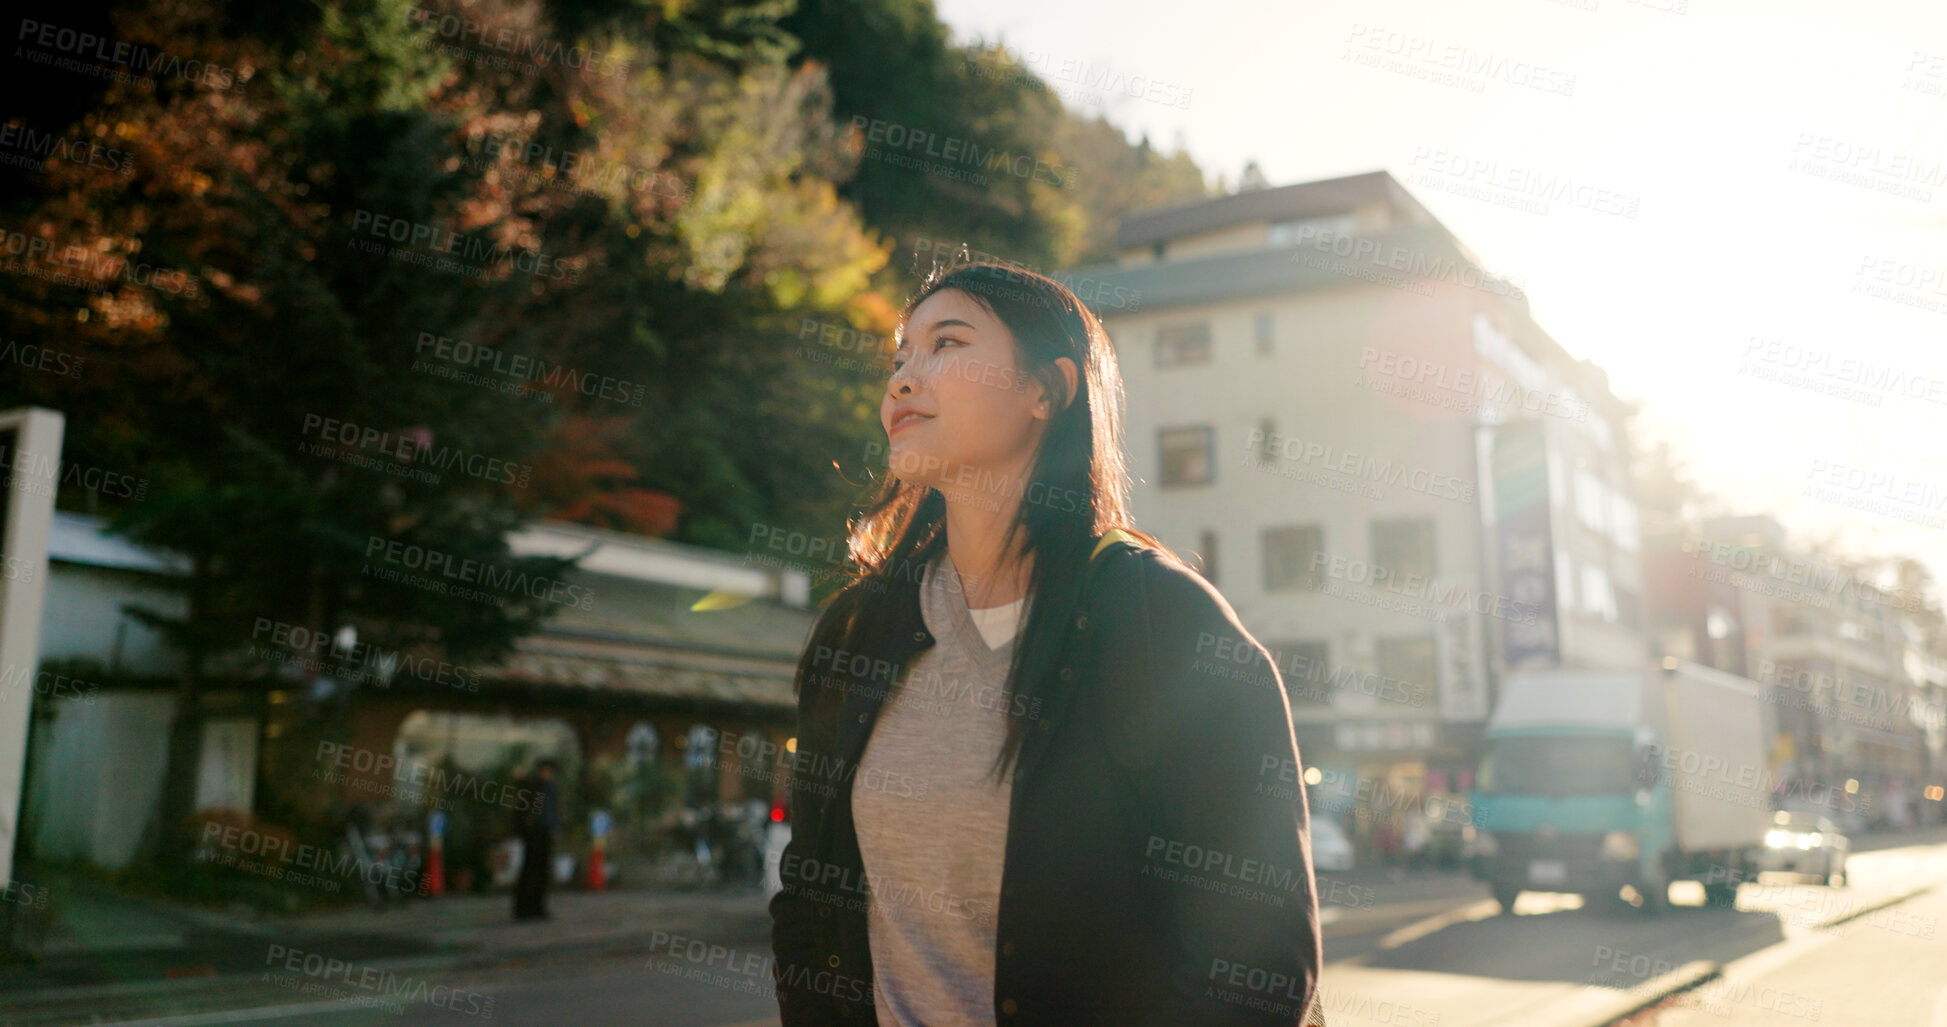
[934,0,1947,596]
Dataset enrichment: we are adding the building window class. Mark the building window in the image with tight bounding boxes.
[1269,213,1357,247]
[1611,493,1640,551]
[1198,529,1219,584]
[1374,636,1437,708]
[1256,417,1277,464]
[1160,426,1215,486]
[1156,322,1213,367]
[1263,524,1324,591]
[1268,640,1332,708]
[1371,518,1436,580]
[1574,469,1608,535]
[1254,312,1274,356]
[1580,564,1617,622]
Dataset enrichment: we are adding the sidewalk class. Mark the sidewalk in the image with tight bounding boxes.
[0,878,773,1010]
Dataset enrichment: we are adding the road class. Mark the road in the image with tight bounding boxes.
[44,838,1947,1027]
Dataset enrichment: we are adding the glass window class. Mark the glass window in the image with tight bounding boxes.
[1581,564,1617,621]
[1263,524,1324,591]
[1269,213,1357,247]
[1198,529,1219,585]
[1371,518,1436,580]
[1254,312,1274,355]
[1478,736,1635,796]
[1574,469,1608,534]
[1256,417,1277,464]
[1611,491,1640,550]
[1160,426,1215,486]
[1156,322,1213,367]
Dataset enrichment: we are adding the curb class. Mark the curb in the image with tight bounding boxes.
[1807,881,1938,932]
[1574,881,1943,1027]
[1570,959,1722,1027]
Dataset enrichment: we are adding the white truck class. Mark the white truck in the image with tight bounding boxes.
[1468,658,1776,913]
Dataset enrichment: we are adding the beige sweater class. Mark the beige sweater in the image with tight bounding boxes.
[851,550,1029,1026]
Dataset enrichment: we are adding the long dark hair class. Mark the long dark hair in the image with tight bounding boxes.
[796,257,1173,780]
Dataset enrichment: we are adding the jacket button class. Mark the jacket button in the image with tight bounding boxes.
[827,954,841,968]
[1001,940,1015,956]
[1001,999,1018,1015]
[1038,719,1051,731]
[858,713,867,723]
[818,906,830,917]
[1075,614,1088,630]
[913,630,927,641]
[1059,667,1073,681]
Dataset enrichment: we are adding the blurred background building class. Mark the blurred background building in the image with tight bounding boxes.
[1060,169,1651,860]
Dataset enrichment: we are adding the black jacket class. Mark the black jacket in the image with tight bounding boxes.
[769,536,1323,1026]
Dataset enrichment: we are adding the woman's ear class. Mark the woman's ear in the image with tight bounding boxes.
[1032,358,1080,419]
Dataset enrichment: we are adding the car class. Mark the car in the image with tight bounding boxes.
[1756,810,1848,885]
[1310,818,1355,872]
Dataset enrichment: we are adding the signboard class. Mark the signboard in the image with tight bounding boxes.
[1493,420,1561,668]
[1333,721,1437,751]
[0,408,65,892]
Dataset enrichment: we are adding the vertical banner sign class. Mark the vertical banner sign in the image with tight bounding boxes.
[0,409,65,893]
[1493,420,1560,668]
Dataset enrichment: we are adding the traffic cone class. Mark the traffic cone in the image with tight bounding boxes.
[588,834,607,891]
[426,834,445,896]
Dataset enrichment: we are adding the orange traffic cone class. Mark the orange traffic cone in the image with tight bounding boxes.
[426,834,445,896]
[588,834,607,891]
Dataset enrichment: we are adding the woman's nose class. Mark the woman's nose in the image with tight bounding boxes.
[888,358,924,393]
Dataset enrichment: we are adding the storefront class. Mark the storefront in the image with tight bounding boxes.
[1295,720,1486,867]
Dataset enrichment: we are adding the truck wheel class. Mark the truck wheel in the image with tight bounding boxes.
[1637,879,1667,917]
[1702,881,1738,909]
[1493,885,1521,913]
[1592,888,1635,914]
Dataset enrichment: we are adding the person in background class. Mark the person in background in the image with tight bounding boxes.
[1401,803,1430,876]
[514,758,561,921]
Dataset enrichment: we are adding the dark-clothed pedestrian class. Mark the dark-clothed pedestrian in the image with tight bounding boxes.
[514,758,561,921]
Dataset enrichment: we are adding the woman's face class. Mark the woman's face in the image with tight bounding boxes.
[881,288,1065,499]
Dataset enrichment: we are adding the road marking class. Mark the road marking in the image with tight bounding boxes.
[1374,899,1502,950]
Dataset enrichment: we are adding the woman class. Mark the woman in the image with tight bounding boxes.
[769,261,1323,1026]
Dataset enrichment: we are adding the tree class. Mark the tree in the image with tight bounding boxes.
[0,0,885,861]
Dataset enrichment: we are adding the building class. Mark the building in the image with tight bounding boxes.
[18,513,190,871]
[1057,170,1650,855]
[1644,513,1947,827]
[17,513,816,872]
